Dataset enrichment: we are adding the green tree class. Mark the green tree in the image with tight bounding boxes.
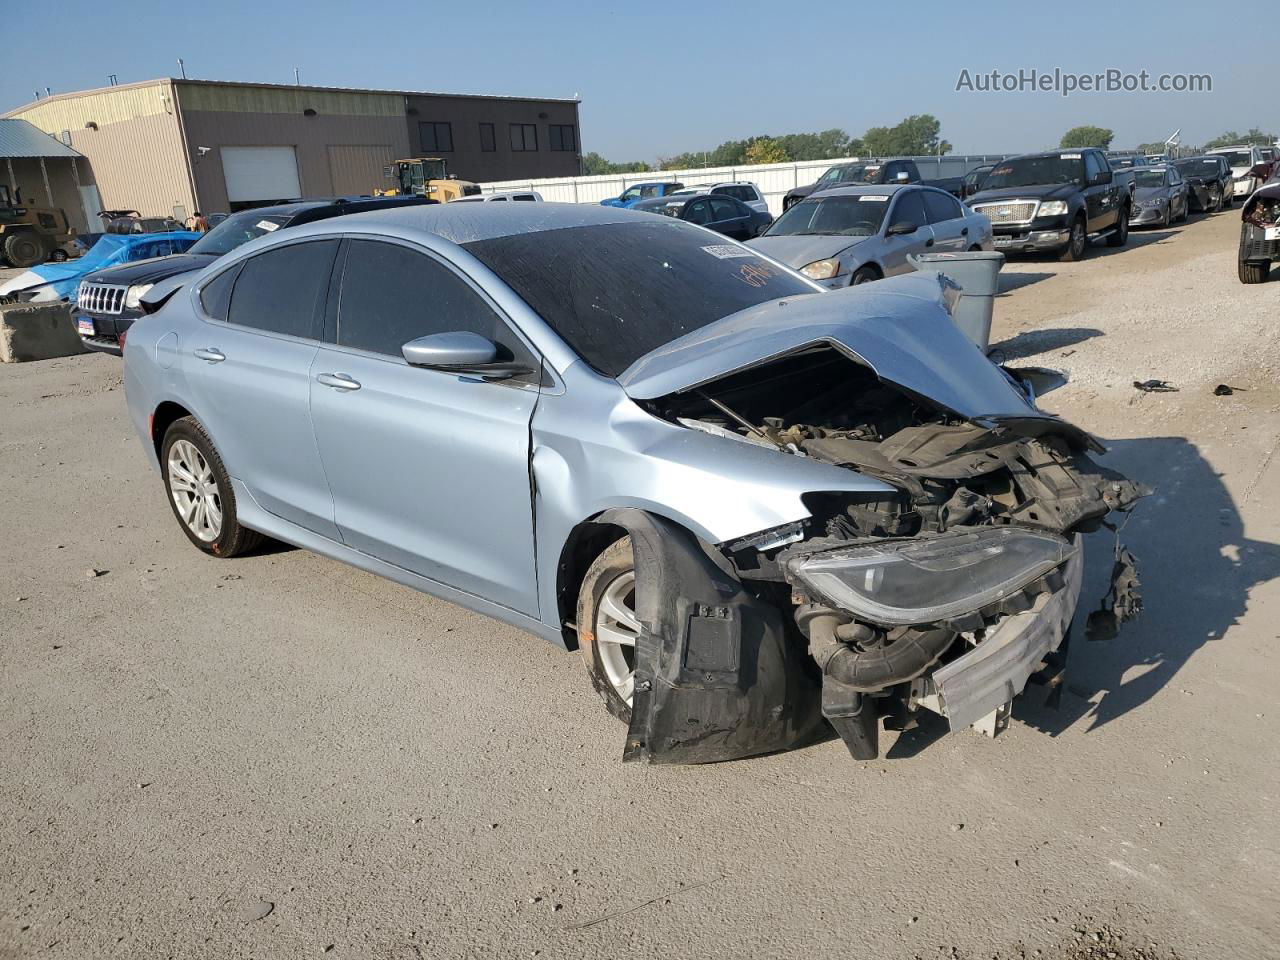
[744,136,789,165]
[581,152,651,175]
[1059,126,1115,149]
[1204,128,1276,150]
[862,115,951,156]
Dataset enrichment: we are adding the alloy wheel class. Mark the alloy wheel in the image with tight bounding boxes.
[593,570,639,704]
[167,439,222,542]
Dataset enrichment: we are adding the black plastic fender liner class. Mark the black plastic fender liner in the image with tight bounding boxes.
[595,508,826,765]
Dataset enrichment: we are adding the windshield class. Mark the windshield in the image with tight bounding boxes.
[983,155,1085,189]
[1134,170,1167,187]
[818,164,879,184]
[1175,159,1219,177]
[462,221,817,378]
[765,194,890,237]
[1215,150,1253,168]
[187,210,291,256]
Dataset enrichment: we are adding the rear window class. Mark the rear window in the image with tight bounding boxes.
[462,221,816,378]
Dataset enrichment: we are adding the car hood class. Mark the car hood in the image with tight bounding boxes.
[969,182,1078,204]
[83,252,217,285]
[748,234,868,267]
[618,272,1048,424]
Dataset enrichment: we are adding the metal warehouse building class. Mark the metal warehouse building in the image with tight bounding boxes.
[3,78,582,230]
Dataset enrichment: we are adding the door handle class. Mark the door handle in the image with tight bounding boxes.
[193,347,225,363]
[317,372,361,391]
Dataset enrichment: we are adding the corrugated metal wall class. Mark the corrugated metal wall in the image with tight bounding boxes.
[480,154,1015,216]
[326,144,396,196]
[6,80,196,222]
[177,83,403,117]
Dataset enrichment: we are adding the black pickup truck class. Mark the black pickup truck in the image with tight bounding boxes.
[966,149,1132,261]
[782,159,964,210]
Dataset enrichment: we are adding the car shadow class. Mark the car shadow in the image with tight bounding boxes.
[1087,230,1176,257]
[1015,434,1280,736]
[988,326,1104,361]
[997,271,1055,295]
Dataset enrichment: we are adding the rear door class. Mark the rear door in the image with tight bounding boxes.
[882,190,934,274]
[308,238,542,615]
[184,240,341,539]
[922,189,968,251]
[707,196,752,239]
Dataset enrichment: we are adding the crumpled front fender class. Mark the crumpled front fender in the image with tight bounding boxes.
[596,508,825,764]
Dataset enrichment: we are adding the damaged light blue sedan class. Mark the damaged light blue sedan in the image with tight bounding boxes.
[123,204,1145,764]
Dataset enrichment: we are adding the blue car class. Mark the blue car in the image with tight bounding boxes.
[599,181,685,208]
[0,232,200,303]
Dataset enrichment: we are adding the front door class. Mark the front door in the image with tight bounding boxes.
[184,240,341,540]
[307,238,542,615]
[882,190,935,275]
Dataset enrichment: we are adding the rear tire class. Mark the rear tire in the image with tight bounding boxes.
[1106,208,1129,246]
[161,417,264,558]
[576,537,639,723]
[2,231,47,269]
[1239,260,1270,284]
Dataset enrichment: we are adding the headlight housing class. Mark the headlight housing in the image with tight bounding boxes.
[788,527,1076,626]
[124,283,154,310]
[1038,200,1069,217]
[800,258,841,280]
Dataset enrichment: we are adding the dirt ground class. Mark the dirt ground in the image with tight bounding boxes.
[1,208,1277,960]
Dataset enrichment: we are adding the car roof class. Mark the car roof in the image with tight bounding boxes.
[324,201,649,244]
[800,184,908,199]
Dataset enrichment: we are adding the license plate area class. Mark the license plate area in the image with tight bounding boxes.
[1265,227,1280,241]
[76,317,95,336]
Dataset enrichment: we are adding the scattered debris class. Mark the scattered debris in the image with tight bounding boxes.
[1132,379,1177,393]
[221,574,243,581]
[237,900,274,923]
[85,568,107,579]
[1213,383,1244,396]
[951,823,965,832]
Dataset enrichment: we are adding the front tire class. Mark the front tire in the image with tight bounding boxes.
[851,265,881,285]
[1209,185,1222,212]
[1059,216,1087,261]
[1239,259,1271,284]
[576,537,639,723]
[161,417,263,557]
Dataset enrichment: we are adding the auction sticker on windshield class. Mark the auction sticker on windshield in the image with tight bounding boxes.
[256,220,280,232]
[1059,153,1081,160]
[859,196,889,202]
[701,244,755,259]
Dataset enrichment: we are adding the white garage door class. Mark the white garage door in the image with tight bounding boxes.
[221,146,302,204]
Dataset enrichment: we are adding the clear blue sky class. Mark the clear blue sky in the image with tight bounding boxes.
[4,0,1269,160]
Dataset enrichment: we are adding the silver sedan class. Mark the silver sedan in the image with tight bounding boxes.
[123,203,1143,765]
[747,184,993,287]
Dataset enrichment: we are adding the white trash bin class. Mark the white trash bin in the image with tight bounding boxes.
[907,251,1006,351]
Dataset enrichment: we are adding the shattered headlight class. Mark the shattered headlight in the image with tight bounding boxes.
[124,283,154,309]
[789,527,1077,626]
[1038,200,1069,216]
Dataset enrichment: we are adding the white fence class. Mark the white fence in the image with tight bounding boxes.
[480,154,1016,215]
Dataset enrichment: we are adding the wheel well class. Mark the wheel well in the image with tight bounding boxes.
[151,401,192,457]
[555,519,629,650]
[852,263,883,282]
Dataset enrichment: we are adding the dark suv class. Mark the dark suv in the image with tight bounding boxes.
[75,196,432,354]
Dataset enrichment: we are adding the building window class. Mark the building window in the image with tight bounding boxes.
[510,123,537,152]
[549,124,576,152]
[419,121,453,153]
[479,123,496,153]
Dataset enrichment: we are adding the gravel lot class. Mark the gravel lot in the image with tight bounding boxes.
[2,208,1277,960]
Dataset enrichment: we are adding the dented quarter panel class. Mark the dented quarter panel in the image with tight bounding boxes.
[530,360,898,637]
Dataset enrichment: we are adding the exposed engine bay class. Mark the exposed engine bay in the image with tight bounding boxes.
[633,344,1148,761]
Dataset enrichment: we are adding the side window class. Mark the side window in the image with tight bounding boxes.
[620,186,641,202]
[199,263,242,322]
[684,199,713,225]
[335,240,535,373]
[889,191,927,229]
[923,190,963,224]
[1084,152,1103,182]
[640,184,663,198]
[709,197,739,221]
[226,240,337,340]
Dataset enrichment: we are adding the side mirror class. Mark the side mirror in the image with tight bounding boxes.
[401,331,532,379]
[1091,170,1112,186]
[886,221,917,236]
